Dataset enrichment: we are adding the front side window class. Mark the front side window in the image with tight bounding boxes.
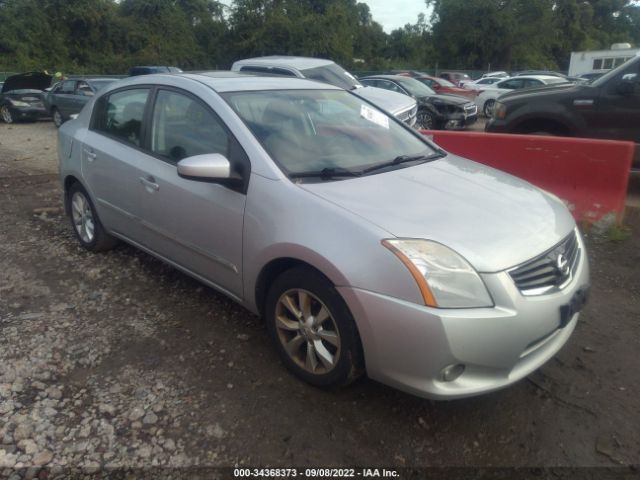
[150,90,229,162]
[223,89,436,179]
[60,80,75,94]
[499,79,523,89]
[96,88,149,147]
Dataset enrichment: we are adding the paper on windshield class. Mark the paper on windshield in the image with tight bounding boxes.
[360,105,389,129]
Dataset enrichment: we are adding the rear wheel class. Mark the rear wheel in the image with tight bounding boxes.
[68,183,118,252]
[52,107,64,128]
[265,267,364,388]
[1,105,13,124]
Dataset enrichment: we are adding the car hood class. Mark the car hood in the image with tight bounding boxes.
[300,155,575,272]
[353,86,416,115]
[418,93,471,106]
[1,72,52,93]
[498,83,581,102]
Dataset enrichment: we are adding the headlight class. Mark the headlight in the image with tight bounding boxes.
[383,239,493,308]
[494,102,507,119]
[9,100,29,107]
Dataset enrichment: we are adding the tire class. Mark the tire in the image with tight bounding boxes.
[67,183,118,252]
[1,105,14,124]
[265,267,364,388]
[417,110,436,130]
[52,107,64,128]
[483,99,496,118]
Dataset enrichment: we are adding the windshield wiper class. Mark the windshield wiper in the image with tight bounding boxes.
[289,167,362,180]
[362,152,446,175]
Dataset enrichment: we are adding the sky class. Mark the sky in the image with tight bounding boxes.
[217,1,430,33]
[362,0,430,32]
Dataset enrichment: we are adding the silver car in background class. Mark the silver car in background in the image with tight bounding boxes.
[58,73,590,399]
[231,56,418,127]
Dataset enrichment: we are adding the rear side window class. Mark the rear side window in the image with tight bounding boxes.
[95,88,149,147]
[150,90,229,163]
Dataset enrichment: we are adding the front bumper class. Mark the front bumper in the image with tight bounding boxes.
[338,234,590,400]
[10,105,47,120]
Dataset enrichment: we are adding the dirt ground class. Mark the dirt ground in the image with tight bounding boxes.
[0,121,639,478]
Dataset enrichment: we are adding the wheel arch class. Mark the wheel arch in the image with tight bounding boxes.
[514,117,576,136]
[63,175,84,214]
[254,257,339,317]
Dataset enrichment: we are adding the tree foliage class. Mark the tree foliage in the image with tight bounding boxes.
[0,0,638,74]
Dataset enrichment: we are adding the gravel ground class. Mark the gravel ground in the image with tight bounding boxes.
[0,121,639,479]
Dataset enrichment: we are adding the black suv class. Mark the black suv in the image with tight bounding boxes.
[486,55,640,158]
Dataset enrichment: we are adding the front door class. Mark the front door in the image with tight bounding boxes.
[134,88,247,298]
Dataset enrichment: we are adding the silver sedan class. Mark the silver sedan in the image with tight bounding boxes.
[58,73,590,399]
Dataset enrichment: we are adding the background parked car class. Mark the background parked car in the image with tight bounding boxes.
[482,71,509,79]
[476,75,570,117]
[0,72,51,123]
[439,71,473,87]
[463,77,504,92]
[401,74,476,99]
[360,74,477,130]
[45,78,118,127]
[486,54,640,170]
[128,66,183,76]
[231,56,418,127]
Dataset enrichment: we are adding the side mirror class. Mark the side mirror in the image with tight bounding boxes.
[177,153,230,181]
[617,73,638,95]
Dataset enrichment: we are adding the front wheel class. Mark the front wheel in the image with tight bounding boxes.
[483,99,496,118]
[52,107,64,128]
[265,267,364,388]
[417,110,436,130]
[1,105,13,124]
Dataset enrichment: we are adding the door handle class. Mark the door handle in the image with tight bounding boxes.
[139,176,160,192]
[83,149,97,161]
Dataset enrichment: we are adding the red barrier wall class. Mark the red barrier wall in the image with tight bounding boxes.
[421,130,633,224]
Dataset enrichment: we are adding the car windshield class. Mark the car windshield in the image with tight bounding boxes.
[301,64,362,90]
[223,89,436,180]
[396,78,436,96]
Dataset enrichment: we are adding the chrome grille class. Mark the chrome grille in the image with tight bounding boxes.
[396,105,418,127]
[509,231,580,295]
[464,103,477,116]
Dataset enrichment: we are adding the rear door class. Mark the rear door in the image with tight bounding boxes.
[82,87,152,242]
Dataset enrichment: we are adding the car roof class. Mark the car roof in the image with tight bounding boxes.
[361,74,410,81]
[501,75,567,82]
[233,56,334,70]
[113,72,343,93]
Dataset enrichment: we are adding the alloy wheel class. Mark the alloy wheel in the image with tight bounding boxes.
[53,109,63,128]
[71,191,95,244]
[274,289,341,375]
[417,111,434,129]
[1,106,13,123]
